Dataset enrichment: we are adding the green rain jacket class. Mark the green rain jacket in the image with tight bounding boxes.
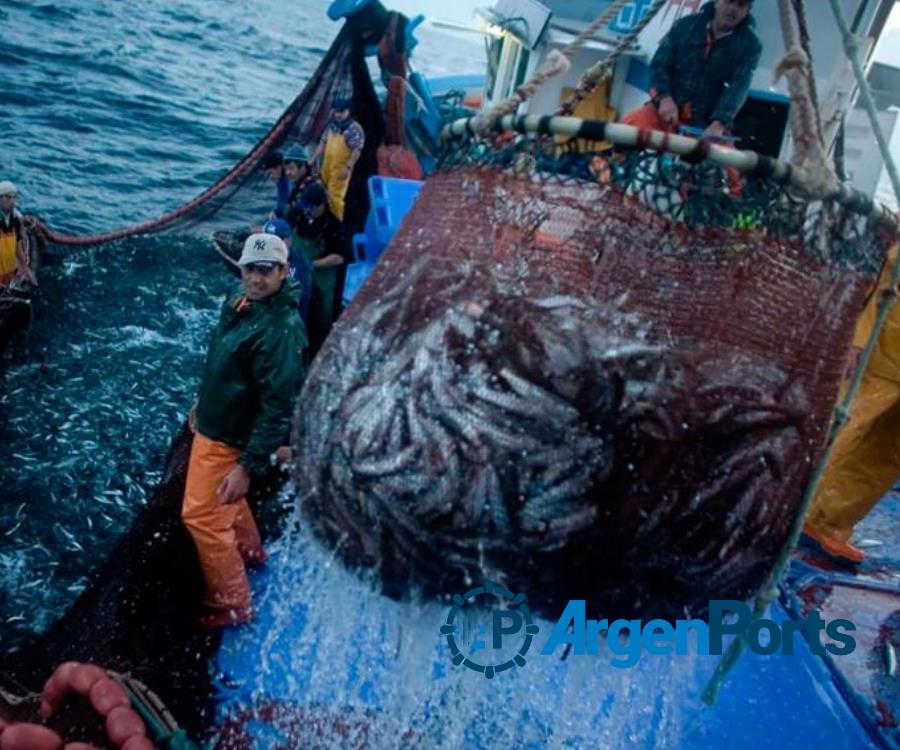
[194,280,307,474]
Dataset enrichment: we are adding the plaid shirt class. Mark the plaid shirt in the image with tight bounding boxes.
[320,119,365,152]
[649,2,762,128]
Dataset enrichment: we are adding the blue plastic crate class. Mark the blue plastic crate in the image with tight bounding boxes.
[343,177,425,305]
[342,260,375,307]
[365,176,424,262]
[352,232,368,264]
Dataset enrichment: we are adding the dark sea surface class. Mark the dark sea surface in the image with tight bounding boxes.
[0,0,481,650]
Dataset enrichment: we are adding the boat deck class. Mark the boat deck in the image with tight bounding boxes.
[210,495,900,749]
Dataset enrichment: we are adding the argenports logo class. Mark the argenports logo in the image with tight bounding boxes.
[441,582,857,675]
[440,581,540,678]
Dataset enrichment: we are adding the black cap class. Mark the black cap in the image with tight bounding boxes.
[299,181,328,210]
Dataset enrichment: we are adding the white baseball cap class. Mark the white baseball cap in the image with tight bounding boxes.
[0,181,18,197]
[237,233,288,268]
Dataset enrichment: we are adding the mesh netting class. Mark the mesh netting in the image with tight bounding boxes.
[0,11,389,736]
[32,21,385,248]
[5,17,899,734]
[295,134,896,619]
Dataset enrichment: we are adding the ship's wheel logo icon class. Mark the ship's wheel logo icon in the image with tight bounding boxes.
[440,580,540,678]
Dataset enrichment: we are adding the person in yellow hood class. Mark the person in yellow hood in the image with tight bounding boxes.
[0,181,37,287]
[804,245,900,563]
[311,96,364,222]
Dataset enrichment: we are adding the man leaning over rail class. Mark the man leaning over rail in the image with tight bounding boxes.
[621,0,762,140]
[183,233,306,629]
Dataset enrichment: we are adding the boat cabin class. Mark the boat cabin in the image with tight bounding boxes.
[474,0,895,160]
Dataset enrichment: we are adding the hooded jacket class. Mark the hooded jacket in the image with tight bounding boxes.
[648,1,762,128]
[195,280,307,474]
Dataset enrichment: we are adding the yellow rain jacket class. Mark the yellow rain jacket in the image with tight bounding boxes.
[320,119,364,222]
[0,211,21,282]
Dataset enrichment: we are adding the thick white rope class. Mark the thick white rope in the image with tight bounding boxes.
[774,0,837,198]
[558,0,669,116]
[471,0,646,134]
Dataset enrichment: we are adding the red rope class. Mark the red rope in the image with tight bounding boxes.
[38,27,353,248]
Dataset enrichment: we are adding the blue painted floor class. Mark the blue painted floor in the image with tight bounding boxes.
[211,494,900,748]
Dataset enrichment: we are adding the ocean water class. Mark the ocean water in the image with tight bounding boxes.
[0,5,893,748]
[0,0,481,650]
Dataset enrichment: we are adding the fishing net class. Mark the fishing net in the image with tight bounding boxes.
[295,128,897,619]
[5,0,899,739]
[30,20,386,249]
[0,5,393,735]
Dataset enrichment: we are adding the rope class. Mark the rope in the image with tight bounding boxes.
[33,108,294,247]
[773,0,837,198]
[791,0,825,143]
[556,0,630,58]
[471,51,571,134]
[471,0,654,134]
[212,238,240,269]
[702,0,900,704]
[442,113,897,227]
[32,28,355,248]
[558,0,668,116]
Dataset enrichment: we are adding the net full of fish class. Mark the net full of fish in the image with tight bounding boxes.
[292,157,887,620]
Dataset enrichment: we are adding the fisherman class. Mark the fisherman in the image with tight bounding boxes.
[292,181,347,356]
[0,181,36,287]
[803,247,900,564]
[278,144,318,232]
[182,233,306,628]
[283,143,315,206]
[621,0,762,139]
[264,217,313,327]
[261,151,292,220]
[311,96,365,221]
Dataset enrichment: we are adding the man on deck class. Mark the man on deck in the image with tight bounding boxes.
[292,181,348,357]
[182,233,306,628]
[261,151,292,220]
[283,143,316,204]
[621,0,762,139]
[311,96,365,222]
[803,246,900,564]
[0,181,37,287]
[264,217,313,328]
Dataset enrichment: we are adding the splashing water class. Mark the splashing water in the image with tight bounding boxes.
[212,486,697,749]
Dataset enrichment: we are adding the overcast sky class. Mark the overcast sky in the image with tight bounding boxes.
[874,2,900,66]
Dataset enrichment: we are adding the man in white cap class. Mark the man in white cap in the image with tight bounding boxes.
[0,181,36,286]
[182,233,306,628]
